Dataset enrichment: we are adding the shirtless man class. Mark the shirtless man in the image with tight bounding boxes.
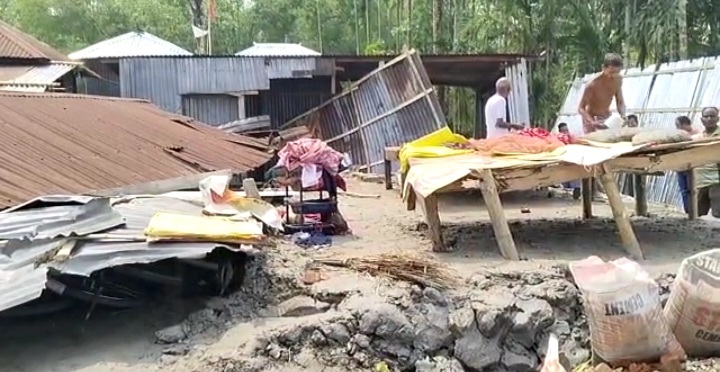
[578,53,627,133]
[577,53,626,199]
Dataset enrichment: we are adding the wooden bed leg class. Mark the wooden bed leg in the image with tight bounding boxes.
[600,165,644,259]
[634,174,648,217]
[478,169,520,261]
[384,159,393,190]
[581,178,593,219]
[688,169,698,220]
[405,183,416,211]
[416,192,446,252]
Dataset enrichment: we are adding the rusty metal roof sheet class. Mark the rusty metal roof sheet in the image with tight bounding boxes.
[0,19,69,61]
[0,92,272,208]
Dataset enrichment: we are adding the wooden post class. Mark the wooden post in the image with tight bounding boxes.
[581,178,593,219]
[600,165,644,259]
[384,158,393,190]
[688,169,698,220]
[634,174,648,217]
[478,169,520,260]
[416,192,446,252]
[383,147,399,190]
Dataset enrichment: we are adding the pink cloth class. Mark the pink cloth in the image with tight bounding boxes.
[277,138,343,174]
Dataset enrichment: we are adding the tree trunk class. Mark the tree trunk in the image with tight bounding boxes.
[405,0,412,47]
[432,0,446,117]
[677,0,688,60]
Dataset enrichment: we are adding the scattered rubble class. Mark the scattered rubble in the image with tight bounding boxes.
[153,253,717,372]
[194,265,587,372]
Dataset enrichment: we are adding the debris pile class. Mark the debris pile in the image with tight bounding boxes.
[203,265,586,372]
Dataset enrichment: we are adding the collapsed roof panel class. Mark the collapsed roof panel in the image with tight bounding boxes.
[0,196,235,313]
[282,50,446,174]
[0,92,272,208]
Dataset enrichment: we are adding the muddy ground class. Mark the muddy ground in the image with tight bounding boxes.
[2,177,720,372]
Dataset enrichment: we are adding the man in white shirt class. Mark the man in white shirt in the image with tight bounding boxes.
[484,77,524,138]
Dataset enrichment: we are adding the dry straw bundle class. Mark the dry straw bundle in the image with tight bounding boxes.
[313,251,460,289]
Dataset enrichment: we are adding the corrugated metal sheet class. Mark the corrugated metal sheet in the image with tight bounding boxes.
[283,50,446,173]
[68,32,192,60]
[267,58,317,79]
[0,196,123,241]
[553,57,720,210]
[0,62,77,92]
[0,92,271,208]
[218,115,271,133]
[119,57,333,127]
[261,77,333,128]
[0,19,69,61]
[77,76,120,97]
[235,43,320,57]
[119,57,270,114]
[181,94,239,126]
[0,195,235,312]
[505,58,531,124]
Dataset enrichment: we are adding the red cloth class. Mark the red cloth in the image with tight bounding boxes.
[517,127,572,145]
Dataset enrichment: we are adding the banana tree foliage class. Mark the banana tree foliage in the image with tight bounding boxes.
[0,0,713,129]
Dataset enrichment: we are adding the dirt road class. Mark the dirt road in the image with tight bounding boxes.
[2,177,718,372]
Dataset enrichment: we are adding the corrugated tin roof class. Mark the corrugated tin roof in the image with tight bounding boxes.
[0,92,272,208]
[68,31,193,60]
[0,195,235,313]
[235,43,320,57]
[0,19,69,61]
[0,62,78,92]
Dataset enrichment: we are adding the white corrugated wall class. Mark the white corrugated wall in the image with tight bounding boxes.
[553,57,719,209]
[505,58,531,124]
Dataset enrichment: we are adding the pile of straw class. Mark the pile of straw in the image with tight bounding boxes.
[313,252,460,289]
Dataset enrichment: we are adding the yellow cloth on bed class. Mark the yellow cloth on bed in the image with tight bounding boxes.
[144,212,264,241]
[399,126,472,172]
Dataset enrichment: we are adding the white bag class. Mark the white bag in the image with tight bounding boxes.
[664,249,720,357]
[569,256,683,363]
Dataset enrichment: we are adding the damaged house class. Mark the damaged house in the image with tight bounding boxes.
[0,92,273,315]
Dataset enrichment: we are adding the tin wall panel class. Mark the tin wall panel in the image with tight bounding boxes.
[181,94,239,126]
[553,57,718,211]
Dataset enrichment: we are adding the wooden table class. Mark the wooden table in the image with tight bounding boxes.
[402,140,720,260]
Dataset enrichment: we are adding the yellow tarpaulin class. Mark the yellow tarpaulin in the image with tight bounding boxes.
[398,126,472,173]
[145,212,264,242]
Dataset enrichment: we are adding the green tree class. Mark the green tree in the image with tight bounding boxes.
[1,0,713,131]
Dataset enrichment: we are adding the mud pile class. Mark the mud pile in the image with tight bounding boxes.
[155,249,308,346]
[204,265,589,372]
